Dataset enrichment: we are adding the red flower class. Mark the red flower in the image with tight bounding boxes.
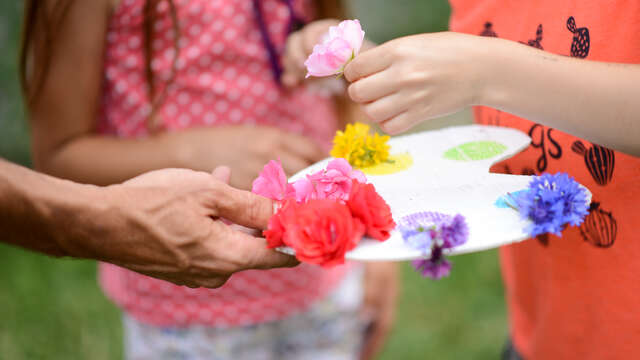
[266,199,365,267]
[347,180,395,241]
[263,200,297,248]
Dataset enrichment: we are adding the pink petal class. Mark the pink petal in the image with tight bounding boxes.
[251,159,289,201]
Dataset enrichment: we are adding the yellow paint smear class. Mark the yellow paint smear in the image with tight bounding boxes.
[360,153,413,175]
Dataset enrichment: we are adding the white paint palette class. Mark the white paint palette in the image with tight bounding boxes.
[283,125,583,261]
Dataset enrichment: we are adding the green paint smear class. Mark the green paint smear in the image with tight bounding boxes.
[443,141,508,161]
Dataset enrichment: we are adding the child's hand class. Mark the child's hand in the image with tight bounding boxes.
[344,32,490,134]
[161,125,326,190]
[281,19,341,87]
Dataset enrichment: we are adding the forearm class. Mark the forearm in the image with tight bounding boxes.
[36,132,186,186]
[480,37,640,156]
[0,159,102,257]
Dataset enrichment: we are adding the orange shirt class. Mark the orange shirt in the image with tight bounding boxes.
[449,1,640,359]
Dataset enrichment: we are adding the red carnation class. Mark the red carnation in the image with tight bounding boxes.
[347,180,395,241]
[268,199,365,267]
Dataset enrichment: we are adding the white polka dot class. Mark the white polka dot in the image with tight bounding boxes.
[189,24,202,37]
[229,109,243,122]
[268,23,282,35]
[198,54,212,67]
[241,96,254,109]
[265,91,278,103]
[178,38,188,49]
[176,58,186,70]
[255,104,268,116]
[178,114,191,126]
[199,33,212,45]
[213,81,226,94]
[223,28,237,41]
[245,44,259,56]
[106,67,117,80]
[164,48,176,60]
[223,67,237,79]
[212,61,224,72]
[166,104,178,117]
[215,100,229,113]
[128,36,141,49]
[151,59,162,71]
[233,14,246,26]
[277,6,289,19]
[221,4,234,17]
[198,73,212,86]
[202,12,214,23]
[115,80,127,94]
[251,83,265,96]
[248,62,261,73]
[190,102,203,115]
[189,3,202,15]
[212,20,224,32]
[212,42,225,54]
[186,46,200,59]
[204,112,217,124]
[228,88,240,101]
[178,92,190,105]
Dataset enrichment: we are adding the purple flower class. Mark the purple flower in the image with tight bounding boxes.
[440,214,469,248]
[516,172,590,238]
[399,212,468,280]
[411,247,451,279]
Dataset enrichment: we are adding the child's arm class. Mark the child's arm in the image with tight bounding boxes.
[344,32,640,156]
[28,0,324,188]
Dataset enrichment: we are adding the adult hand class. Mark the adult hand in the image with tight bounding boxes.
[345,32,489,134]
[360,262,398,360]
[57,167,298,288]
[164,125,326,190]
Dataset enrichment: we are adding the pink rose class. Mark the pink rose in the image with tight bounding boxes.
[293,158,366,202]
[304,19,365,78]
[251,159,295,201]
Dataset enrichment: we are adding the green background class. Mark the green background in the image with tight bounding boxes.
[0,1,506,359]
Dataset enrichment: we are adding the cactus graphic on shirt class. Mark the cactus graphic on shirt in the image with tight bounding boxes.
[580,202,617,248]
[480,22,498,37]
[567,16,590,58]
[571,141,615,186]
[523,24,544,50]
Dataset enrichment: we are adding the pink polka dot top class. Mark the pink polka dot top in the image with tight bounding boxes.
[98,0,348,327]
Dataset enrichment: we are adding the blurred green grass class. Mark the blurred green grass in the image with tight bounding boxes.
[0,1,507,359]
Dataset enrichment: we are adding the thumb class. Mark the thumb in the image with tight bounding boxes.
[211,166,231,184]
[209,182,276,230]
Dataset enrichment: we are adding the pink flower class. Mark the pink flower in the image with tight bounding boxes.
[305,19,365,78]
[251,159,295,201]
[293,158,366,202]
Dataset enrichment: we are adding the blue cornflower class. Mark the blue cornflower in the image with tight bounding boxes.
[516,173,590,238]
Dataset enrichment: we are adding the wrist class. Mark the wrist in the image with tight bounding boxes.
[471,36,518,108]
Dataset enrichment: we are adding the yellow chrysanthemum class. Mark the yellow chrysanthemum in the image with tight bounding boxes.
[331,123,391,168]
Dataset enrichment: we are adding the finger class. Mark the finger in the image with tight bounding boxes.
[222,229,300,271]
[347,69,399,103]
[211,166,231,184]
[279,133,326,163]
[282,32,307,87]
[360,92,414,123]
[344,45,392,82]
[379,111,419,135]
[209,182,275,229]
[278,152,312,176]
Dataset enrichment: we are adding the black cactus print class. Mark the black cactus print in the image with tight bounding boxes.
[521,24,544,50]
[528,124,563,172]
[571,141,615,186]
[480,22,498,37]
[567,16,590,58]
[580,202,617,248]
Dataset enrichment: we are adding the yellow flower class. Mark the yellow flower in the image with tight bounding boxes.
[331,123,391,168]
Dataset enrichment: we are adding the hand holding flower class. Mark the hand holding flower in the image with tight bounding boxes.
[344,32,492,134]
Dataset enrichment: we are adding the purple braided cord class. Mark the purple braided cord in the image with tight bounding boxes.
[252,0,306,84]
